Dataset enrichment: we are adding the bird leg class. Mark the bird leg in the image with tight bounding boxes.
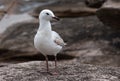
[48,55,59,75]
[45,55,49,72]
[55,55,57,71]
[44,55,58,75]
[54,55,58,74]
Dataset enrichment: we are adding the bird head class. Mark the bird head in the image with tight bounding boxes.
[39,9,60,21]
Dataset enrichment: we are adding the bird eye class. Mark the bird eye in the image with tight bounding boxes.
[46,13,49,15]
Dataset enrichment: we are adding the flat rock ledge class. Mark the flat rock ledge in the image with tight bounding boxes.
[0,61,120,81]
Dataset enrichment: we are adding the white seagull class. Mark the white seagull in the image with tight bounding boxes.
[34,9,66,73]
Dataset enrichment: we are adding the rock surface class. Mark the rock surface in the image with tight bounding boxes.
[96,0,120,29]
[0,61,120,81]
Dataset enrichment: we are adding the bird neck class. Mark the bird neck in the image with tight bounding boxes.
[38,19,52,32]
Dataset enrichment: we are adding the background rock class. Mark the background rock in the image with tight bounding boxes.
[0,61,120,81]
[0,14,35,34]
[0,16,120,67]
[0,0,56,14]
[85,0,106,8]
[32,0,97,18]
[96,0,120,29]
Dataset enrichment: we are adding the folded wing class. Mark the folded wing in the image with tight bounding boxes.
[52,31,66,46]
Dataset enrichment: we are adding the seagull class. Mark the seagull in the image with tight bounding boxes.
[34,9,66,73]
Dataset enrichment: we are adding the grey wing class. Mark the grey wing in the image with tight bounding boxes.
[52,31,66,46]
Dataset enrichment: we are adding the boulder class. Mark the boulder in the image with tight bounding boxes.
[96,0,120,29]
[0,61,120,81]
[0,16,120,67]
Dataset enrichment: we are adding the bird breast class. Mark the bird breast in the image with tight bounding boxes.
[34,33,62,55]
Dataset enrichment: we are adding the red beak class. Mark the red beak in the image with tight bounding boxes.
[52,16,60,21]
